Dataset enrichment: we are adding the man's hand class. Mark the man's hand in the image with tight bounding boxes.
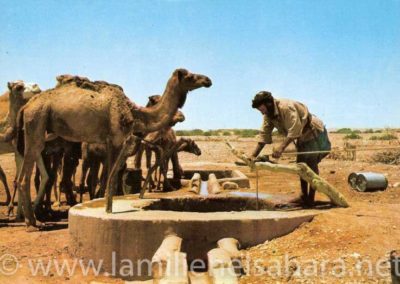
[272,148,283,159]
[272,145,285,159]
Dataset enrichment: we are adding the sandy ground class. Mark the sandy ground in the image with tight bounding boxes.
[0,133,399,283]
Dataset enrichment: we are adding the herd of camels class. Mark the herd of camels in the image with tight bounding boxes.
[0,68,212,229]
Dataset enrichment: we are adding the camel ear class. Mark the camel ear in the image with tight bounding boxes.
[175,69,188,82]
[7,82,12,91]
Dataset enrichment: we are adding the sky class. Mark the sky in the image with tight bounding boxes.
[1,0,399,130]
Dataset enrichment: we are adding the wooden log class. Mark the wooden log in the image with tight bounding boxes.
[207,248,238,284]
[159,252,188,284]
[188,271,212,284]
[226,142,350,208]
[391,250,400,284]
[222,182,239,190]
[152,234,183,281]
[217,238,241,259]
[189,173,201,194]
[208,174,222,195]
[217,238,242,276]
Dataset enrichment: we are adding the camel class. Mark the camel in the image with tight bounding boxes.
[133,94,189,190]
[16,69,212,227]
[0,81,41,211]
[142,137,202,192]
[79,107,186,200]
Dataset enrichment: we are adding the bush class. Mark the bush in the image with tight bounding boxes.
[222,131,231,136]
[336,128,353,134]
[364,129,374,133]
[176,129,204,136]
[203,131,212,136]
[239,129,258,138]
[369,133,397,141]
[344,132,362,139]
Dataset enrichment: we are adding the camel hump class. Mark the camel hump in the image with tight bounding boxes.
[56,75,123,93]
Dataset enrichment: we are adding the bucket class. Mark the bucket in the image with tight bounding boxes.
[354,172,388,192]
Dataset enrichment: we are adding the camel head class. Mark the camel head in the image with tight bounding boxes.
[170,110,185,127]
[146,95,161,107]
[7,81,26,105]
[7,81,41,104]
[173,69,212,108]
[130,69,211,134]
[179,138,202,156]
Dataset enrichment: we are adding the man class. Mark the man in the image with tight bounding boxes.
[251,91,331,206]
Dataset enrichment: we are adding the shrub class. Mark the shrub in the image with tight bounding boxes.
[176,129,204,136]
[222,131,231,136]
[203,131,212,136]
[336,128,353,134]
[369,133,397,141]
[239,129,258,138]
[344,132,362,139]
[364,129,374,133]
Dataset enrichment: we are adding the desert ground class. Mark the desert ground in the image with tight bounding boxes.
[0,131,399,283]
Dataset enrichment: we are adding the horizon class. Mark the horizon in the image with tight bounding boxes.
[1,0,399,129]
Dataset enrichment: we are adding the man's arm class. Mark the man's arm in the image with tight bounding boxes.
[272,137,295,158]
[252,115,273,158]
[251,142,266,158]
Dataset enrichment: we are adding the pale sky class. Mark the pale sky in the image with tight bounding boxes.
[1,0,399,130]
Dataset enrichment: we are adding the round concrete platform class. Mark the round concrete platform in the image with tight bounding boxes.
[69,195,316,280]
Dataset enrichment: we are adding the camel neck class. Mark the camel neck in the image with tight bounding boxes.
[135,77,187,133]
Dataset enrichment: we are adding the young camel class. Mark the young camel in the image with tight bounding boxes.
[142,137,202,192]
[16,69,212,228]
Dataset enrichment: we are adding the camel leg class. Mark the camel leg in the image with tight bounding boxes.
[95,163,107,198]
[8,153,23,218]
[17,158,36,227]
[51,154,62,208]
[79,159,90,202]
[134,143,144,169]
[0,165,11,204]
[32,156,49,219]
[145,147,156,190]
[106,135,137,211]
[142,163,159,195]
[60,155,78,207]
[171,152,183,189]
[161,159,175,192]
[88,161,100,200]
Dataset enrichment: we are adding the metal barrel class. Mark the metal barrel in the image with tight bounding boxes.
[355,172,388,192]
[347,172,360,189]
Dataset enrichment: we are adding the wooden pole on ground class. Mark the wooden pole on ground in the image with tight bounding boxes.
[189,173,201,194]
[226,142,350,208]
[208,173,222,195]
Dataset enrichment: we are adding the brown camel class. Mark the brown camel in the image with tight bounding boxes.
[133,94,188,190]
[142,137,202,192]
[79,106,185,200]
[3,82,80,218]
[0,81,41,211]
[16,69,211,227]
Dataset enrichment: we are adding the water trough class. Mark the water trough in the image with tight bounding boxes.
[69,193,316,280]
